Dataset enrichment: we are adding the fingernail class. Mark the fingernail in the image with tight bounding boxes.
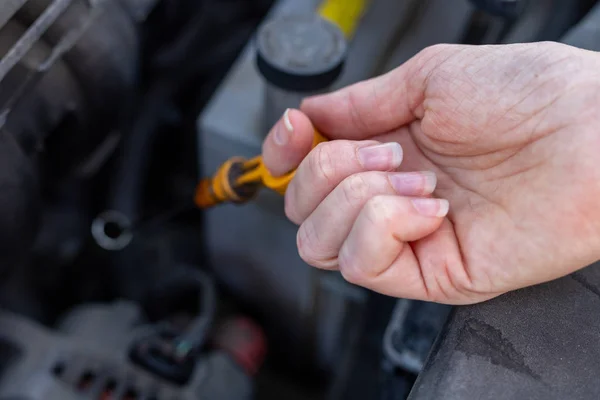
[390,172,437,195]
[273,109,293,146]
[411,198,449,218]
[358,143,403,170]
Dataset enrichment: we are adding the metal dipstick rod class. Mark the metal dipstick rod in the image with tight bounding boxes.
[93,1,367,248]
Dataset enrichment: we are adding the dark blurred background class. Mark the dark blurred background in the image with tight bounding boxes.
[0,0,598,399]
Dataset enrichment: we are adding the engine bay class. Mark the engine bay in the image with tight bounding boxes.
[0,0,599,399]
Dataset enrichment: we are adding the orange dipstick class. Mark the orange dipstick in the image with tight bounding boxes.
[195,131,327,209]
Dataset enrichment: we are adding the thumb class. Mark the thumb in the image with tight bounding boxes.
[300,66,417,140]
[262,109,315,177]
[300,45,454,139]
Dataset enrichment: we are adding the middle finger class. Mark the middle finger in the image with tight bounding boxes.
[297,170,437,269]
[286,140,403,224]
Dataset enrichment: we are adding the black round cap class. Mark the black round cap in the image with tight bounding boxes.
[256,15,347,92]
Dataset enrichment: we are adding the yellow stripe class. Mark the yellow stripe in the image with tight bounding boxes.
[318,0,369,39]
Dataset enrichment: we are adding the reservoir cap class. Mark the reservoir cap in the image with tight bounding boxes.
[256,15,347,92]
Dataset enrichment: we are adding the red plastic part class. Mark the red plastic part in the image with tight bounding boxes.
[212,317,267,376]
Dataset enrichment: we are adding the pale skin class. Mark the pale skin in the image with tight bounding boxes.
[262,42,600,305]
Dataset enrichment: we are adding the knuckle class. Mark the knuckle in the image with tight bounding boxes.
[340,174,372,207]
[423,256,478,304]
[415,44,456,71]
[363,196,395,228]
[284,187,301,225]
[309,143,337,186]
[425,290,448,304]
[451,267,479,298]
[296,222,321,265]
[422,43,454,56]
[338,248,365,286]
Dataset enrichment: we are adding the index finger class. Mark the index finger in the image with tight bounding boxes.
[262,108,316,177]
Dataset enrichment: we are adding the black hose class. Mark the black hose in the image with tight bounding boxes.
[174,267,216,357]
[109,83,172,221]
[93,0,273,251]
[92,82,174,251]
[129,266,217,384]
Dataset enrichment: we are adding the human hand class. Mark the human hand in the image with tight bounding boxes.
[261,42,600,305]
